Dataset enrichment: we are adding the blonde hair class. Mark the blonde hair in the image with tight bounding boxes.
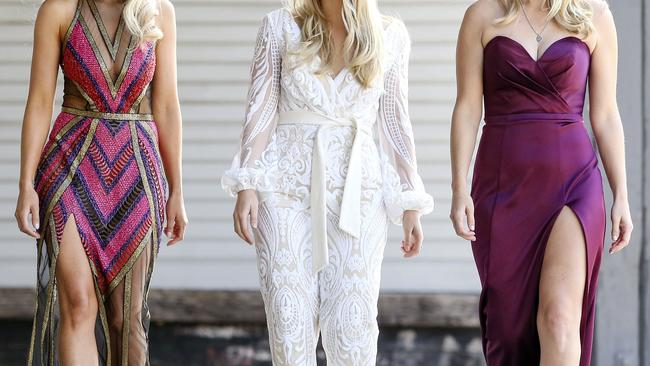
[289,0,384,88]
[123,0,163,45]
[497,0,595,37]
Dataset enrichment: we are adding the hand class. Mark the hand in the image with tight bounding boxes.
[165,191,188,246]
[450,189,476,241]
[609,198,632,254]
[234,189,258,245]
[15,185,40,239]
[401,210,423,258]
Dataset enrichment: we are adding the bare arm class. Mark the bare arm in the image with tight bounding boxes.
[449,3,485,242]
[16,1,70,238]
[152,0,187,245]
[588,4,632,253]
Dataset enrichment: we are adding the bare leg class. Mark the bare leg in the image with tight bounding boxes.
[538,206,586,366]
[106,242,152,366]
[56,215,99,366]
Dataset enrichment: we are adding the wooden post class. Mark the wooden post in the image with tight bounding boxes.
[642,0,650,365]
[595,1,644,365]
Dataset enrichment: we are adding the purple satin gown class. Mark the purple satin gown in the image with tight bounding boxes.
[471,36,606,365]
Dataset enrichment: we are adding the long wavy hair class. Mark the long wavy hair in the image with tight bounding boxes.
[497,0,596,37]
[123,0,163,45]
[288,0,384,88]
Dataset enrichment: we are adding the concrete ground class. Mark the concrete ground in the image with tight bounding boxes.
[0,321,485,366]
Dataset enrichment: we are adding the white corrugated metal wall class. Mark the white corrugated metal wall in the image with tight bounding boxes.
[0,0,478,292]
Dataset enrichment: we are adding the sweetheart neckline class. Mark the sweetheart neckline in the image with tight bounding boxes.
[484,35,590,63]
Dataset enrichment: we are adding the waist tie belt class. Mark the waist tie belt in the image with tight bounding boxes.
[277,110,372,274]
[485,112,583,125]
[62,107,154,121]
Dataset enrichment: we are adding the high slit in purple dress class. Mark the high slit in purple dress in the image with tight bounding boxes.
[471,36,606,365]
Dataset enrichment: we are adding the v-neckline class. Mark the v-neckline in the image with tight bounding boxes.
[327,68,349,85]
[87,0,125,61]
[79,14,136,98]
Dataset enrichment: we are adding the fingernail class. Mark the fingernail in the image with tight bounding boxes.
[469,225,475,231]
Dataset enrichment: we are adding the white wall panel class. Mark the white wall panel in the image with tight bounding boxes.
[0,0,478,292]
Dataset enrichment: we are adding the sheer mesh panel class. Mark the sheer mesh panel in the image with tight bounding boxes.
[62,0,151,113]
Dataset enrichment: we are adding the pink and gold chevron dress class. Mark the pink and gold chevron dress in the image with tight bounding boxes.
[29,0,166,364]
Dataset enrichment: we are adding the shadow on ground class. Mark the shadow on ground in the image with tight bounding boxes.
[0,320,485,366]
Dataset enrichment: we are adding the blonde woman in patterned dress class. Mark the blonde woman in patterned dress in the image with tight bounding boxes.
[15,0,186,364]
[222,0,433,364]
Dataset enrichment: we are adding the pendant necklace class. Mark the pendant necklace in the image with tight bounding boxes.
[519,0,551,43]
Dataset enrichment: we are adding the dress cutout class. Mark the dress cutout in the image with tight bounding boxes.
[30,0,166,364]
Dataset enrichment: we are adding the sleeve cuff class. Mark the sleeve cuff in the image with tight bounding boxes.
[384,190,434,225]
[221,167,272,197]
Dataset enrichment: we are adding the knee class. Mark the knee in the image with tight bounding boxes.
[537,303,579,347]
[323,296,378,343]
[61,292,96,328]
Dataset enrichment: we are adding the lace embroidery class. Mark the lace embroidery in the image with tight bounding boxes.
[240,16,282,166]
[222,9,434,365]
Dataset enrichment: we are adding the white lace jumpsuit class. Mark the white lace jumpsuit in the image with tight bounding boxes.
[222,9,434,366]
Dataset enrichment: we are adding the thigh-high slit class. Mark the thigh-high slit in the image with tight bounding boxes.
[470,120,606,366]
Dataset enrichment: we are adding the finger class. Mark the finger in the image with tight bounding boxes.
[239,212,254,245]
[402,225,413,254]
[450,213,463,235]
[19,211,39,239]
[168,221,187,246]
[250,203,258,229]
[611,223,633,253]
[405,228,423,258]
[233,213,246,243]
[451,213,475,241]
[466,206,475,232]
[610,225,627,253]
[165,212,175,238]
[31,205,40,232]
[611,215,621,242]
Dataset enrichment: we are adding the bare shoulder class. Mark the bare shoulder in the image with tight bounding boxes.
[37,0,78,37]
[461,0,502,45]
[39,0,77,16]
[464,0,502,25]
[159,0,175,16]
[586,0,615,47]
[158,0,176,22]
[589,0,614,26]
[587,0,611,16]
[463,0,504,41]
[156,0,176,33]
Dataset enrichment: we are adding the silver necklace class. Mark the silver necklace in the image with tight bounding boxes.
[519,0,551,43]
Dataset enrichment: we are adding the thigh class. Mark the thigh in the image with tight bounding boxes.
[539,206,586,316]
[56,214,98,315]
[255,197,319,366]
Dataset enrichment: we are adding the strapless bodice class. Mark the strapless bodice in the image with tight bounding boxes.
[483,36,590,119]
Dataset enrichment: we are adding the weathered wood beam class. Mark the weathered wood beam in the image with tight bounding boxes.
[0,288,479,328]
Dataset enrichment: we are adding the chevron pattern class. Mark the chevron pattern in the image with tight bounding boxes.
[34,3,165,295]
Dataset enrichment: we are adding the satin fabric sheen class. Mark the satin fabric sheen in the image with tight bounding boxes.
[471,36,605,366]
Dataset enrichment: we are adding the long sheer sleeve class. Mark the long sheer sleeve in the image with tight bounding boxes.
[222,15,281,196]
[378,21,434,224]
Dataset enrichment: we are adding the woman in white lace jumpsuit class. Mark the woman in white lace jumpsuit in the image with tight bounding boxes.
[222,2,433,364]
